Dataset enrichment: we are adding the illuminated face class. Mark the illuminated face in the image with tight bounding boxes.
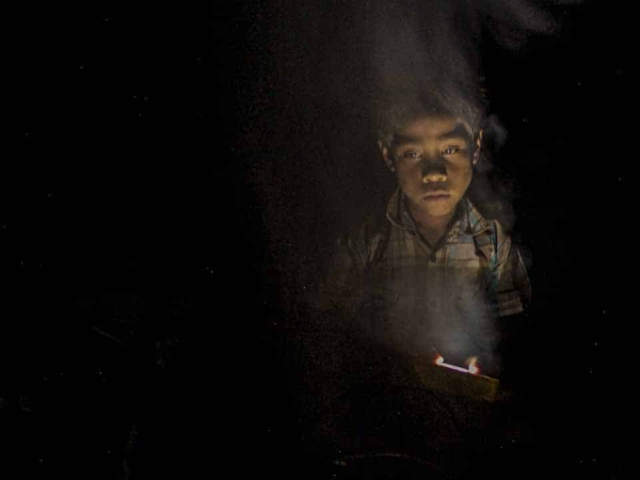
[380,115,482,222]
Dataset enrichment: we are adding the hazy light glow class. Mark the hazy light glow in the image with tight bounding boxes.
[434,354,479,374]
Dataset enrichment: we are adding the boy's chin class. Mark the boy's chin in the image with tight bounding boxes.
[417,198,457,216]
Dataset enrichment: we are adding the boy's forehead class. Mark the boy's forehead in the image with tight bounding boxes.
[392,115,473,145]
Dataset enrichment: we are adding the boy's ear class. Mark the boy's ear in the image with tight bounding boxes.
[378,139,395,172]
[472,129,484,166]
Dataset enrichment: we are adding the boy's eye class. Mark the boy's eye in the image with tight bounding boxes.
[402,151,421,160]
[443,146,460,155]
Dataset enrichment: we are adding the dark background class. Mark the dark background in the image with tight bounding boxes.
[2,1,633,478]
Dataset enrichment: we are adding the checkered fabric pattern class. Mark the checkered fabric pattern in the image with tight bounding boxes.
[319,188,531,321]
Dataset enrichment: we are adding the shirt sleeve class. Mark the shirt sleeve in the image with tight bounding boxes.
[490,222,532,318]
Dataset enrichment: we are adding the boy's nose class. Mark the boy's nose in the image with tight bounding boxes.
[423,172,447,183]
[422,166,448,183]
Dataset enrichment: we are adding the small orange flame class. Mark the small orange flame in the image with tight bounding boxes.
[435,354,444,366]
[467,357,480,375]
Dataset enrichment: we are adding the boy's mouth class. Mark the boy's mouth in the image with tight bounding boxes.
[424,191,451,200]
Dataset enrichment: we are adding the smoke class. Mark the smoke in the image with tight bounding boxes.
[349,0,583,370]
[367,0,583,91]
[377,264,501,372]
[278,0,583,451]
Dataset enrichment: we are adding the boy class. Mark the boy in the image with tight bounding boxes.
[301,87,532,460]
[319,87,531,375]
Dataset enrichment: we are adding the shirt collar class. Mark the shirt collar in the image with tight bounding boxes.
[385,187,492,237]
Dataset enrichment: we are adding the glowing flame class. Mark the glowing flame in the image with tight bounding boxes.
[434,354,481,375]
[467,357,480,375]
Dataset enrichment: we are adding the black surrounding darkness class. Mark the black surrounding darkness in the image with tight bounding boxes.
[2,2,634,478]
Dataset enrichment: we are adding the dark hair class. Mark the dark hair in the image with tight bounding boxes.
[374,80,488,148]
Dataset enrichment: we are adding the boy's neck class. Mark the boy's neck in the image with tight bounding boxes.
[406,199,459,245]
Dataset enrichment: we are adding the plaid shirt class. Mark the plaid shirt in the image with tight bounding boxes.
[318,188,531,359]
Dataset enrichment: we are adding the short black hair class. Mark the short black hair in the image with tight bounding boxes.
[374,79,488,148]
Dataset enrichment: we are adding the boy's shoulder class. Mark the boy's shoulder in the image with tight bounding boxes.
[340,195,502,250]
[337,206,390,267]
[337,194,521,271]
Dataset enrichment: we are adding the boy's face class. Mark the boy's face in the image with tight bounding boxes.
[379,115,482,221]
